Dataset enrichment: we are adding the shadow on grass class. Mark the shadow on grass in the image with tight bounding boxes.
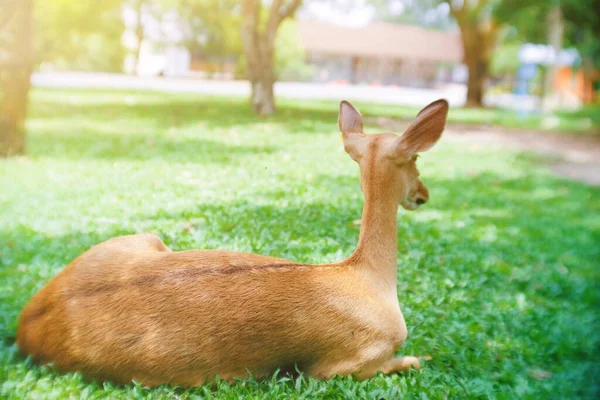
[28,128,276,163]
[26,91,346,162]
[30,91,341,134]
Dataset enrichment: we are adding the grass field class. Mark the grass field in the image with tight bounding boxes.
[1,89,599,399]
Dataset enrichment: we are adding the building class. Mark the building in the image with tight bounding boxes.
[125,10,465,88]
[296,20,465,87]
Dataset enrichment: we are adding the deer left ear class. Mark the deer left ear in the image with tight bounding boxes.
[339,100,363,134]
[398,99,448,155]
[339,100,366,162]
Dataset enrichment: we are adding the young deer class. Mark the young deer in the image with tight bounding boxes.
[17,99,448,387]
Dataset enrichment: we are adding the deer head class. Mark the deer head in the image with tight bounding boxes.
[338,99,448,211]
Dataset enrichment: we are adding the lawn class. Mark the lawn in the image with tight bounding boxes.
[1,88,599,399]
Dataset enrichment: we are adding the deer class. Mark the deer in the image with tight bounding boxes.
[16,99,448,387]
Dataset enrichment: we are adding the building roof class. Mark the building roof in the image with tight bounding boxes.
[297,20,463,63]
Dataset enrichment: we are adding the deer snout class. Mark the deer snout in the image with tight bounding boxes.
[415,181,429,206]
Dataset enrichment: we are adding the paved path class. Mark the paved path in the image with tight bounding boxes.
[32,72,467,107]
[32,71,540,110]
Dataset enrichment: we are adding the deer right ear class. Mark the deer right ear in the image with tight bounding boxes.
[398,99,448,156]
[339,100,365,161]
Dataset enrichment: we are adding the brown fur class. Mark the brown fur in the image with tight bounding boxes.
[16,99,449,387]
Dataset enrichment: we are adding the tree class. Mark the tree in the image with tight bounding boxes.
[370,0,499,107]
[562,0,600,102]
[543,3,563,107]
[498,0,600,104]
[0,0,125,157]
[374,0,598,107]
[443,0,501,108]
[241,0,302,116]
[0,0,33,156]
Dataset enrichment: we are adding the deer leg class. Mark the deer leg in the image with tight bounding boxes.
[356,356,421,380]
[308,353,421,380]
[380,356,421,373]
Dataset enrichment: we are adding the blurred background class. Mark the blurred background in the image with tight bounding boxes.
[1,0,599,156]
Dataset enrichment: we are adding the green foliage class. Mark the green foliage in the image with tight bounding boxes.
[561,0,600,68]
[1,89,599,399]
[171,0,242,62]
[35,0,125,71]
[374,0,455,30]
[496,0,600,68]
[491,42,522,77]
[275,21,314,82]
[494,0,551,43]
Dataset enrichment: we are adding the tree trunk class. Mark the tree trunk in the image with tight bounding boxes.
[250,72,275,115]
[0,0,33,156]
[243,44,277,116]
[459,23,496,108]
[449,0,499,109]
[241,1,277,116]
[241,0,301,116]
[464,57,488,107]
[543,4,563,110]
[249,37,276,115]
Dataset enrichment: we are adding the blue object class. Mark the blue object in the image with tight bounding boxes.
[517,63,537,81]
[513,63,538,119]
[514,80,529,95]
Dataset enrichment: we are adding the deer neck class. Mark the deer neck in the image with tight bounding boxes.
[350,167,400,288]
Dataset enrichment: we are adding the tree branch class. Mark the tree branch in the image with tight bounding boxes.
[266,0,302,38]
[279,0,302,20]
[471,0,492,20]
[0,0,18,31]
[241,0,261,78]
[445,0,466,20]
[241,0,260,35]
[266,0,284,36]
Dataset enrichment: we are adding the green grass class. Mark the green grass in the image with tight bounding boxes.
[555,104,600,133]
[1,88,599,399]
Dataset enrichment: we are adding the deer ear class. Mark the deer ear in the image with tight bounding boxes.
[398,99,448,155]
[339,100,365,161]
[339,100,363,134]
